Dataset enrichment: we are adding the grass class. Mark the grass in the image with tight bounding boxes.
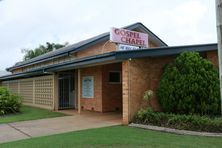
[0,106,65,124]
[1,126,222,148]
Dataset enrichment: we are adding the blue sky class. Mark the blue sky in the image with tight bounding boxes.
[0,0,217,70]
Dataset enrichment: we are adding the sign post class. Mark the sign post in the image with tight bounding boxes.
[216,0,222,114]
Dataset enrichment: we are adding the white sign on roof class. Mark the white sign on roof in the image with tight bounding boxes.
[110,27,148,48]
[118,44,139,51]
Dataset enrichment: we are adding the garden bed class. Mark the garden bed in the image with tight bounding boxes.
[133,109,222,133]
[130,123,222,137]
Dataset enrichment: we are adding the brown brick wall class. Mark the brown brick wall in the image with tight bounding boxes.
[12,69,23,74]
[206,51,219,67]
[80,63,122,112]
[80,66,103,112]
[125,50,219,122]
[76,41,116,59]
[102,63,122,112]
[149,41,158,48]
[122,53,175,123]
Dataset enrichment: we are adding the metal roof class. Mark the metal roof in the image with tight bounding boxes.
[0,43,217,81]
[7,22,167,72]
[116,43,218,59]
[0,70,46,80]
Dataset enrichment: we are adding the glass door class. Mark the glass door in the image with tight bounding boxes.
[59,73,75,109]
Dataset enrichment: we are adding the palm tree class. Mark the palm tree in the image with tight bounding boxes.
[22,42,68,61]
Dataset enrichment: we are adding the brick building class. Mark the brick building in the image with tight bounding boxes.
[0,22,218,124]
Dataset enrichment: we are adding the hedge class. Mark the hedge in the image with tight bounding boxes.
[157,51,220,115]
[134,109,222,133]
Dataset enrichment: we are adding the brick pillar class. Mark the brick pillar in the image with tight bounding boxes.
[78,69,81,114]
[122,60,130,124]
[53,73,59,110]
[33,79,35,105]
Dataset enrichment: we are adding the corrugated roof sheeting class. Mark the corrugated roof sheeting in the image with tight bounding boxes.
[7,22,167,71]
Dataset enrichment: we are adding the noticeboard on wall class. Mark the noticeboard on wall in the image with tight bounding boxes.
[82,76,94,98]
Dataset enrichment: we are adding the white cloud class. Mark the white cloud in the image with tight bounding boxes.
[0,0,217,70]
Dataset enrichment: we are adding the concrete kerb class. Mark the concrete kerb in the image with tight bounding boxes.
[129,123,222,137]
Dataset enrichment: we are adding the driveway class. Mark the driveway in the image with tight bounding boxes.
[0,111,122,143]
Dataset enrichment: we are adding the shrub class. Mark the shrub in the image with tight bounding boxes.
[143,90,154,107]
[134,109,222,132]
[157,51,220,115]
[143,90,154,101]
[0,87,22,115]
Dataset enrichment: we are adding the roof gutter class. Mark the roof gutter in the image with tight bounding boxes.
[7,52,69,72]
[115,43,217,60]
[0,69,45,81]
[45,52,117,72]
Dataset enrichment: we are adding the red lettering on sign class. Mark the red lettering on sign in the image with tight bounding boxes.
[111,28,148,47]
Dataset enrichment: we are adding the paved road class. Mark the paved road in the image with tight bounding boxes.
[0,112,121,144]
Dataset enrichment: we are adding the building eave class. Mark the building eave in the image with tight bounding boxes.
[115,43,217,59]
[0,43,217,81]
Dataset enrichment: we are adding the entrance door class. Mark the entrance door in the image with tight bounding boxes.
[59,73,75,109]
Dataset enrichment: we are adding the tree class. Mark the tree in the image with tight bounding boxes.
[157,52,220,115]
[22,42,68,61]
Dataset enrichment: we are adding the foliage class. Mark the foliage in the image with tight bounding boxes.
[0,87,22,115]
[22,42,68,61]
[134,108,222,133]
[157,51,220,115]
[143,90,154,108]
[143,90,154,102]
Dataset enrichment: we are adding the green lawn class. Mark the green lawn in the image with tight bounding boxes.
[0,106,65,124]
[1,126,222,148]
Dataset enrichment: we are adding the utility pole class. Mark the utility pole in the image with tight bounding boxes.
[216,0,222,114]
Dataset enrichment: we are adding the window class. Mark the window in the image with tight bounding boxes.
[109,71,121,83]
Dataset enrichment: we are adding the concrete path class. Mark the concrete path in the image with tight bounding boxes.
[0,112,122,144]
